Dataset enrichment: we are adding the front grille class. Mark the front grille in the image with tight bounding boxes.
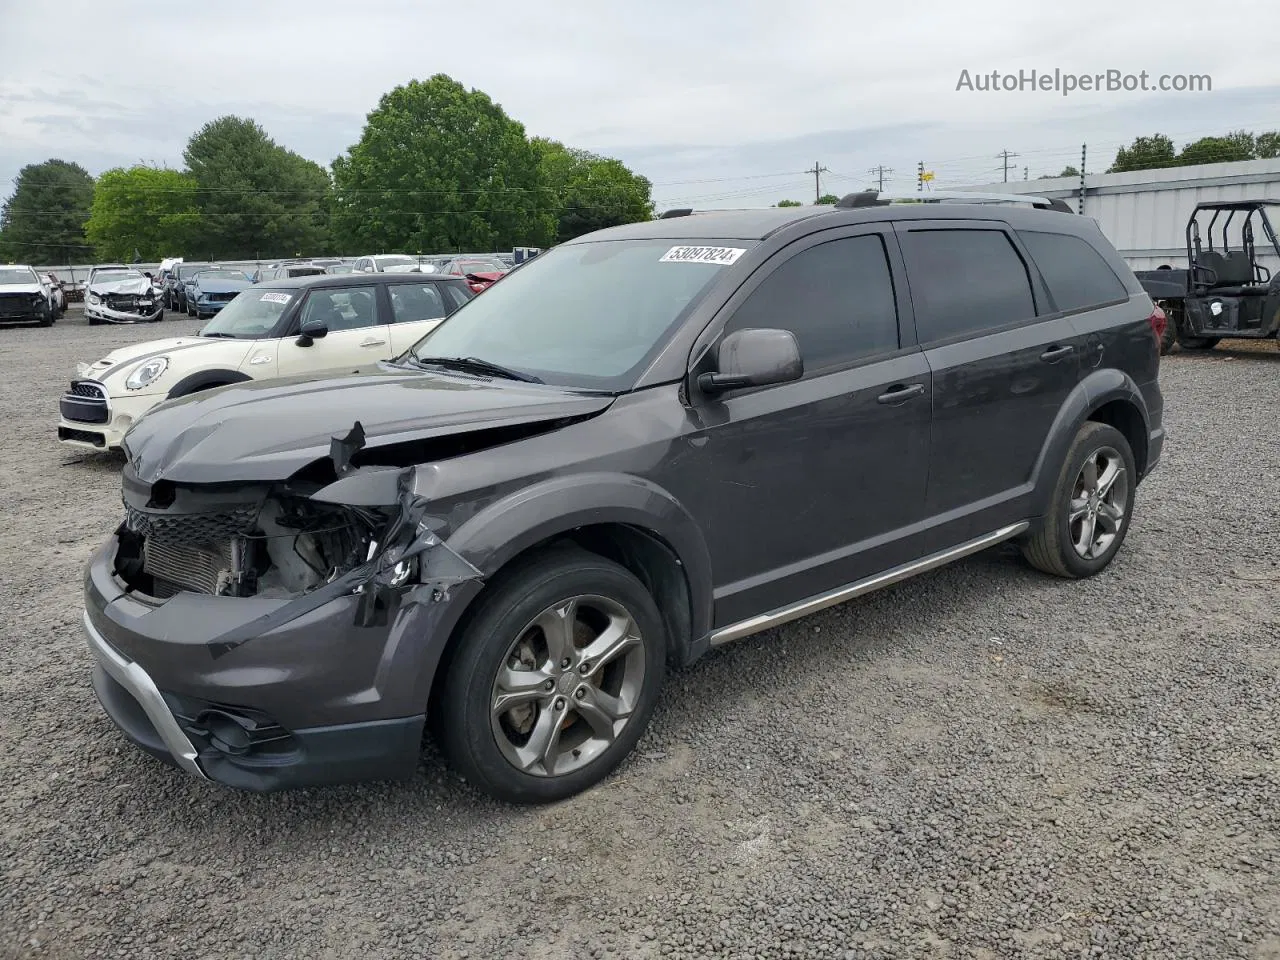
[206,292,237,302]
[104,294,154,315]
[124,503,258,545]
[143,538,232,596]
[70,380,105,399]
[0,293,39,318]
[60,381,108,424]
[58,427,105,446]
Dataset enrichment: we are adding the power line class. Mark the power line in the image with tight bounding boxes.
[867,165,893,191]
[996,149,1020,183]
[804,161,829,204]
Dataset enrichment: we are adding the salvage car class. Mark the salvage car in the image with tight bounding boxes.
[351,254,425,273]
[85,266,164,325]
[165,262,210,312]
[184,268,254,319]
[0,264,56,326]
[434,255,509,293]
[81,195,1164,804]
[58,272,474,451]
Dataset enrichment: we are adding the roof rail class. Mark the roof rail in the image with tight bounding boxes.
[834,190,1074,212]
[659,208,694,219]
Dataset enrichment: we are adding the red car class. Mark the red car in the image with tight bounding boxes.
[435,256,509,293]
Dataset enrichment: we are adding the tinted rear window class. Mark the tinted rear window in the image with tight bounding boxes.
[1018,230,1129,312]
[899,229,1036,343]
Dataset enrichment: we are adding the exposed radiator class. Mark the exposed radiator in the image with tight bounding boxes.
[143,538,232,596]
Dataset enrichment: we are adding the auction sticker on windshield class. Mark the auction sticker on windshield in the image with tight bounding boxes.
[659,246,746,265]
[260,292,292,304]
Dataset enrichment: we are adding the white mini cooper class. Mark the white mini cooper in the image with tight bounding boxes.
[58,273,474,451]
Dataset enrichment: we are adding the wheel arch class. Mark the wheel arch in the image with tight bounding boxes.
[166,369,252,399]
[1029,371,1152,518]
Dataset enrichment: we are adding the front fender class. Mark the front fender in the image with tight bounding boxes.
[166,368,252,399]
[438,471,715,641]
[1028,369,1153,518]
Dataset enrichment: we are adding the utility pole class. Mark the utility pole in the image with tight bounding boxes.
[867,165,893,191]
[917,161,925,192]
[997,149,1019,183]
[805,161,829,203]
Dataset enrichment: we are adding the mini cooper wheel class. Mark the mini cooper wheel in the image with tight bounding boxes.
[436,546,665,804]
[1022,422,1137,579]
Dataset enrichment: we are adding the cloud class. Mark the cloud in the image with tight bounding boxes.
[2,0,1278,207]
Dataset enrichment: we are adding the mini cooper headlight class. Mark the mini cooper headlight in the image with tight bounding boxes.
[125,356,169,391]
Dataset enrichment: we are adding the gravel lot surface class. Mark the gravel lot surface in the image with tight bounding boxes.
[1,313,1278,960]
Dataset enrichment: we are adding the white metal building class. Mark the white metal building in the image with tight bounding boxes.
[959,158,1280,273]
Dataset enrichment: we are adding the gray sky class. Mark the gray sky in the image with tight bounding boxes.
[2,0,1278,209]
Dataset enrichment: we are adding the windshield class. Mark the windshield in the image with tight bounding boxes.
[93,269,142,283]
[177,264,209,279]
[200,288,293,339]
[373,255,418,269]
[195,269,249,281]
[0,268,38,284]
[408,238,748,390]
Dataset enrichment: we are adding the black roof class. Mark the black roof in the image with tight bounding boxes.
[567,202,1084,244]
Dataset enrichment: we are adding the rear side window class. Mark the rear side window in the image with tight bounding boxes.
[388,281,447,323]
[1018,230,1129,312]
[900,229,1036,343]
[724,234,900,371]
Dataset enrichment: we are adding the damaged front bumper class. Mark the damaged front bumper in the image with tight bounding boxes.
[85,447,486,791]
[85,299,163,323]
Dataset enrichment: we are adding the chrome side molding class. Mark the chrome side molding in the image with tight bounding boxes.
[708,522,1030,647]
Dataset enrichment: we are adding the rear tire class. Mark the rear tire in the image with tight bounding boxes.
[436,545,666,804]
[1022,422,1137,579]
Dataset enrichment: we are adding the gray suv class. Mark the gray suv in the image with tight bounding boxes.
[83,194,1165,803]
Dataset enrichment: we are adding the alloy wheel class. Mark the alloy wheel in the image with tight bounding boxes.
[490,594,646,778]
[1068,446,1129,560]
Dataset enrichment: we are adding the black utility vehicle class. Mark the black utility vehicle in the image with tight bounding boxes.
[83,193,1165,803]
[1135,199,1280,353]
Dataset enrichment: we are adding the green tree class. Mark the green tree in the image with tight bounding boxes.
[1256,132,1280,159]
[815,193,840,204]
[776,199,802,207]
[85,167,201,261]
[332,75,555,253]
[533,138,652,242]
[1177,130,1256,166]
[0,159,93,261]
[184,116,332,259]
[1108,135,1176,173]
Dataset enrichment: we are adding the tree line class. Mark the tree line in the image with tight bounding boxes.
[1036,129,1280,178]
[0,74,654,263]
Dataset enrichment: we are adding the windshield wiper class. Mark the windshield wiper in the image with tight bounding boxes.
[410,355,543,384]
[201,332,238,339]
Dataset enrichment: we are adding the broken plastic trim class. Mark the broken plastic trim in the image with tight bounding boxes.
[205,432,482,660]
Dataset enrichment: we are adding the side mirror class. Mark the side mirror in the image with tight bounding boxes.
[296,317,328,346]
[697,328,803,395]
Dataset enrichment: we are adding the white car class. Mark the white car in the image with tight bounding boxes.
[0,264,56,326]
[57,273,475,451]
[84,265,164,325]
[351,254,435,274]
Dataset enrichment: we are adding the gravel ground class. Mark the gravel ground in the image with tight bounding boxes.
[1,313,1278,960]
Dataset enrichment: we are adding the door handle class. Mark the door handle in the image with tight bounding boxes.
[359,338,387,348]
[1040,344,1074,362]
[876,383,925,405]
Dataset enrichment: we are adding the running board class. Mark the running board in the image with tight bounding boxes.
[708,522,1029,647]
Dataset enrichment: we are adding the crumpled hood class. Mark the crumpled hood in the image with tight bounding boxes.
[79,336,234,383]
[90,276,157,296]
[124,364,615,484]
[0,282,44,295]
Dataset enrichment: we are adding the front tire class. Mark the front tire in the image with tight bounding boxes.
[1022,422,1137,579]
[436,545,666,804]
[1178,335,1220,350]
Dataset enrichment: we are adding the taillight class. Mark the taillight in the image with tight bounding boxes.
[1147,303,1167,344]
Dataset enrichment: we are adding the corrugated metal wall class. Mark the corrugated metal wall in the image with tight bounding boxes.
[961,158,1280,272]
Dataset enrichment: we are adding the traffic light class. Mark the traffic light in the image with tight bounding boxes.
[917,161,924,192]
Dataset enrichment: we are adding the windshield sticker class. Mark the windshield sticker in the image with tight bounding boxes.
[659,245,746,266]
[260,292,292,304]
